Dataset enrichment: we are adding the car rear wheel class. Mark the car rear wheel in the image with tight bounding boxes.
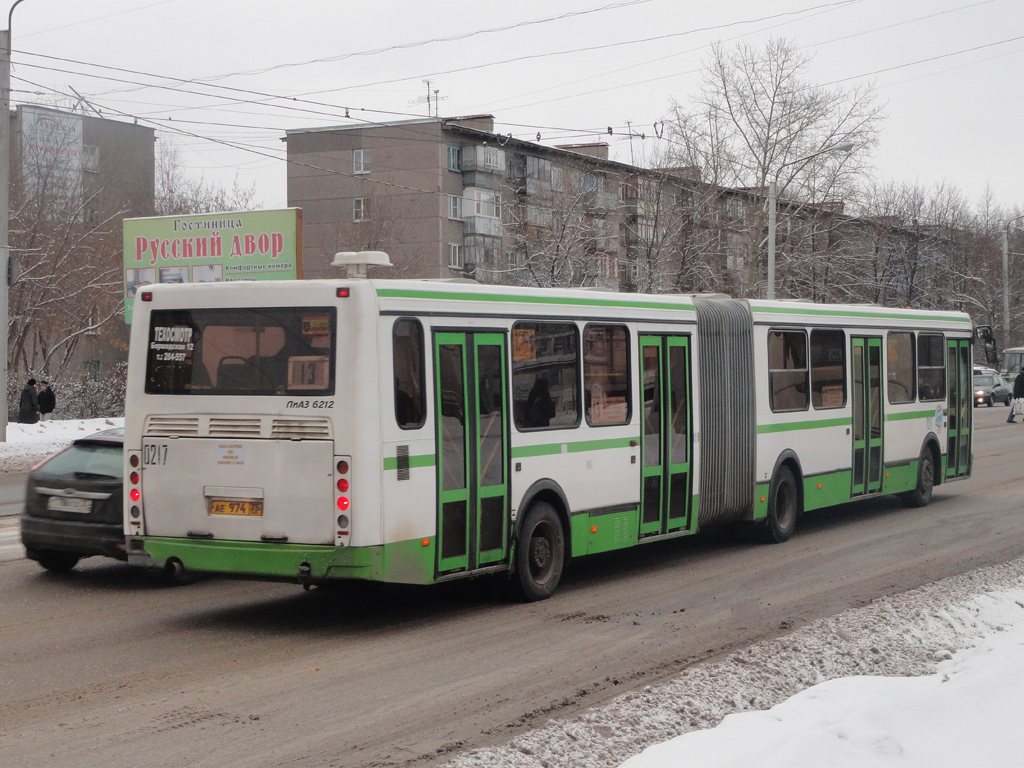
[35,550,81,572]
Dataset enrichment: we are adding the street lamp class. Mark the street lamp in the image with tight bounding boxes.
[766,141,855,301]
[1002,214,1024,345]
[1,0,28,441]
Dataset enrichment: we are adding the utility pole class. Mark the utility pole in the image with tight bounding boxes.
[0,27,11,441]
[0,0,26,441]
[1003,214,1024,345]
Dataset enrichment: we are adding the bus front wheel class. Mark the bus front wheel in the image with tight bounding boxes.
[512,502,565,602]
[760,466,798,544]
[901,449,935,508]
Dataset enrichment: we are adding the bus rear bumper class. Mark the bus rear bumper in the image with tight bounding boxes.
[137,536,385,583]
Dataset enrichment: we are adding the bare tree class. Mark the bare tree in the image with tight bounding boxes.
[8,117,127,380]
[156,138,259,215]
[502,163,616,289]
[665,37,883,296]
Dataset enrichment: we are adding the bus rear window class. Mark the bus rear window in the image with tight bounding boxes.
[145,307,336,396]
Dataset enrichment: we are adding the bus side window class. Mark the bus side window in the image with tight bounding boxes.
[768,329,809,412]
[886,331,916,404]
[917,333,946,401]
[512,321,580,430]
[584,324,630,425]
[393,318,426,429]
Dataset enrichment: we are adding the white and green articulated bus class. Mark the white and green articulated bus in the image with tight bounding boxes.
[124,254,974,600]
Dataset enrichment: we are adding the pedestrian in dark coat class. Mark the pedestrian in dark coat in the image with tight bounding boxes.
[38,381,55,421]
[1007,367,1024,423]
[17,378,39,424]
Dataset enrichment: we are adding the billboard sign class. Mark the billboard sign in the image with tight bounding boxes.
[20,105,83,213]
[122,208,303,323]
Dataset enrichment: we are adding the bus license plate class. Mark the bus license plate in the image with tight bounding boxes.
[210,499,263,517]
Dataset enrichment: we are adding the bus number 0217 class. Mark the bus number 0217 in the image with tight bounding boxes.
[143,443,168,466]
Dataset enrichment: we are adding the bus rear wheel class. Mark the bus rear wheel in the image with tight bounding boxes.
[512,502,565,602]
[760,466,798,544]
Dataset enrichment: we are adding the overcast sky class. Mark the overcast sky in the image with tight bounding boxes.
[9,0,1022,214]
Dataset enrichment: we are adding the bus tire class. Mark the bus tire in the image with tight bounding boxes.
[760,466,798,544]
[512,502,565,602]
[901,449,935,508]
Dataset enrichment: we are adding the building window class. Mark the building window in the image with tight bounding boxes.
[526,156,551,182]
[353,149,371,175]
[447,195,463,220]
[768,329,809,412]
[83,145,99,174]
[551,167,563,192]
[447,145,461,172]
[596,253,618,280]
[466,188,499,218]
[448,243,464,269]
[484,147,502,169]
[353,197,370,222]
[85,307,100,335]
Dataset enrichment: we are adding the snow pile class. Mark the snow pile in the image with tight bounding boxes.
[0,418,123,473]
[442,560,1024,768]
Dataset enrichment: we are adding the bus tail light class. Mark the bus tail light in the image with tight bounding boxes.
[126,450,144,530]
[335,456,351,543]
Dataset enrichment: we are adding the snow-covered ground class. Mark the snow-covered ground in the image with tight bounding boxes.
[1,417,123,474]
[5,419,1023,768]
[443,562,1024,768]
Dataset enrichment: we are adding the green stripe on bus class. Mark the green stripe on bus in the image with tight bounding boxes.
[568,436,636,453]
[751,305,970,323]
[512,436,635,458]
[376,287,695,313]
[512,443,564,458]
[383,454,436,471]
[886,409,940,421]
[757,417,849,434]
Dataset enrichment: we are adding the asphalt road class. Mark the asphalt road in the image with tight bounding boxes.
[0,471,27,517]
[1,406,1022,768]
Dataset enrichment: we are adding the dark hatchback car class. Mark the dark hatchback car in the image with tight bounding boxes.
[20,427,125,572]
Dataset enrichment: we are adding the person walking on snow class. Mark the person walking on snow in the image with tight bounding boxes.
[1007,367,1024,423]
[38,380,55,421]
[17,378,39,424]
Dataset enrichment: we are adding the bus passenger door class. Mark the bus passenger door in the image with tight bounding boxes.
[434,332,510,574]
[946,338,972,479]
[639,335,693,538]
[851,336,883,496]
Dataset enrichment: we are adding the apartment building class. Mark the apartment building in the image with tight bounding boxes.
[285,115,718,291]
[285,114,959,307]
[7,104,155,385]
